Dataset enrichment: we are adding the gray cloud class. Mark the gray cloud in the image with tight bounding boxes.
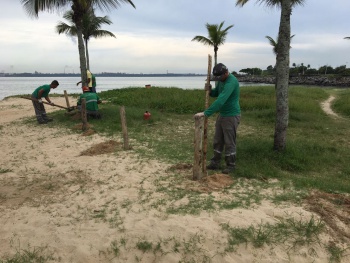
[1,0,349,74]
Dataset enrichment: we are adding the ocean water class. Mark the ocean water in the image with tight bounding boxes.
[0,76,269,101]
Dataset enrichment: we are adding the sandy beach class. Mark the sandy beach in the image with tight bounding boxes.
[0,96,349,263]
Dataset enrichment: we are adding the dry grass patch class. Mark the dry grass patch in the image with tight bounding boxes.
[0,170,92,209]
[80,140,122,156]
[306,191,350,241]
[167,163,234,192]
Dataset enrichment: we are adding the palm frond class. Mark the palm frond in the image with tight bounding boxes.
[191,36,213,46]
[236,0,305,8]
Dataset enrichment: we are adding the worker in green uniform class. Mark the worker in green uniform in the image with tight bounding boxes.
[77,86,102,119]
[31,80,59,124]
[194,63,241,174]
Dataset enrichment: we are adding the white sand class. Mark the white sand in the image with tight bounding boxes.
[0,97,348,263]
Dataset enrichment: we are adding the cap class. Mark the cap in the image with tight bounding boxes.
[212,63,228,81]
[82,86,90,92]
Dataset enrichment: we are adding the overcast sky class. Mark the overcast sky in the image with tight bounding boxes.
[1,0,349,74]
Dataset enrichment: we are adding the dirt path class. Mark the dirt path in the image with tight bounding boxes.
[321,95,341,118]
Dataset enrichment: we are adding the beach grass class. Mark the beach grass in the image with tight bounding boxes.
[49,85,350,194]
[332,89,350,117]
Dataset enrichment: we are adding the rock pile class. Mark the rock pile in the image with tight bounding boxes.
[237,75,350,87]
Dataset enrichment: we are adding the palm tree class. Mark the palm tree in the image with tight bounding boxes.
[21,0,135,87]
[265,34,295,56]
[56,9,116,70]
[192,21,234,66]
[236,0,305,151]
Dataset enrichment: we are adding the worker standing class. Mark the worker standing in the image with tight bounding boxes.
[194,63,241,174]
[31,80,59,124]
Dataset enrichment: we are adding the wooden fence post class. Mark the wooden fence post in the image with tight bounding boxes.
[81,98,87,131]
[120,106,130,150]
[202,54,212,175]
[64,90,71,109]
[193,116,203,180]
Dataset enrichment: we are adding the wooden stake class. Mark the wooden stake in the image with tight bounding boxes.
[120,106,130,150]
[193,116,203,180]
[81,98,87,131]
[202,54,212,175]
[64,90,71,109]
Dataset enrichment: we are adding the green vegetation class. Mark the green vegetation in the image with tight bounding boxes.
[222,215,325,251]
[0,168,12,174]
[0,245,55,263]
[333,89,350,117]
[50,85,350,194]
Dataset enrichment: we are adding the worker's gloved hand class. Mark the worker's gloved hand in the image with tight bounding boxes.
[49,102,54,106]
[204,83,212,91]
[38,99,43,103]
[194,112,205,119]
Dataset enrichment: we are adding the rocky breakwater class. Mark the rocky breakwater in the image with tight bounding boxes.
[237,75,350,87]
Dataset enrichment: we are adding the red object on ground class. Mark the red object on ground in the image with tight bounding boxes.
[143,111,151,120]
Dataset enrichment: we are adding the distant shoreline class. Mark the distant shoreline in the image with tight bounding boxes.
[0,73,206,78]
[1,73,350,87]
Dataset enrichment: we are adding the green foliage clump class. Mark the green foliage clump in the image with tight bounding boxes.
[100,87,207,114]
[332,90,350,117]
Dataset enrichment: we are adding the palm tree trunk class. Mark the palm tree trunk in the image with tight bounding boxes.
[77,28,88,86]
[214,46,218,66]
[273,0,291,151]
[85,39,90,70]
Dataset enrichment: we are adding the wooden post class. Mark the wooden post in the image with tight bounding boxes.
[193,116,203,180]
[64,90,71,109]
[202,54,212,175]
[120,106,130,150]
[81,98,87,131]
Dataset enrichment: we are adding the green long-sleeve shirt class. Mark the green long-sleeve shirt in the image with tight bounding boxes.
[32,84,51,98]
[204,74,241,117]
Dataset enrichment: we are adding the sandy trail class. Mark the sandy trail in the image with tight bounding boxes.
[321,95,340,118]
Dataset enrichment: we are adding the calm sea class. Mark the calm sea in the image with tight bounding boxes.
[0,76,268,101]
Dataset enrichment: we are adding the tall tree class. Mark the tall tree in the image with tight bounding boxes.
[192,21,234,66]
[56,9,116,70]
[236,0,305,151]
[21,0,135,86]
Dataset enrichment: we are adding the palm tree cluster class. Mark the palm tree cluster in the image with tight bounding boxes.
[21,0,135,87]
[56,9,116,70]
[23,0,338,152]
[192,0,304,151]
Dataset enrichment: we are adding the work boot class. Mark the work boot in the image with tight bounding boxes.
[42,114,53,122]
[222,155,236,174]
[207,151,222,170]
[207,161,220,170]
[38,120,47,124]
